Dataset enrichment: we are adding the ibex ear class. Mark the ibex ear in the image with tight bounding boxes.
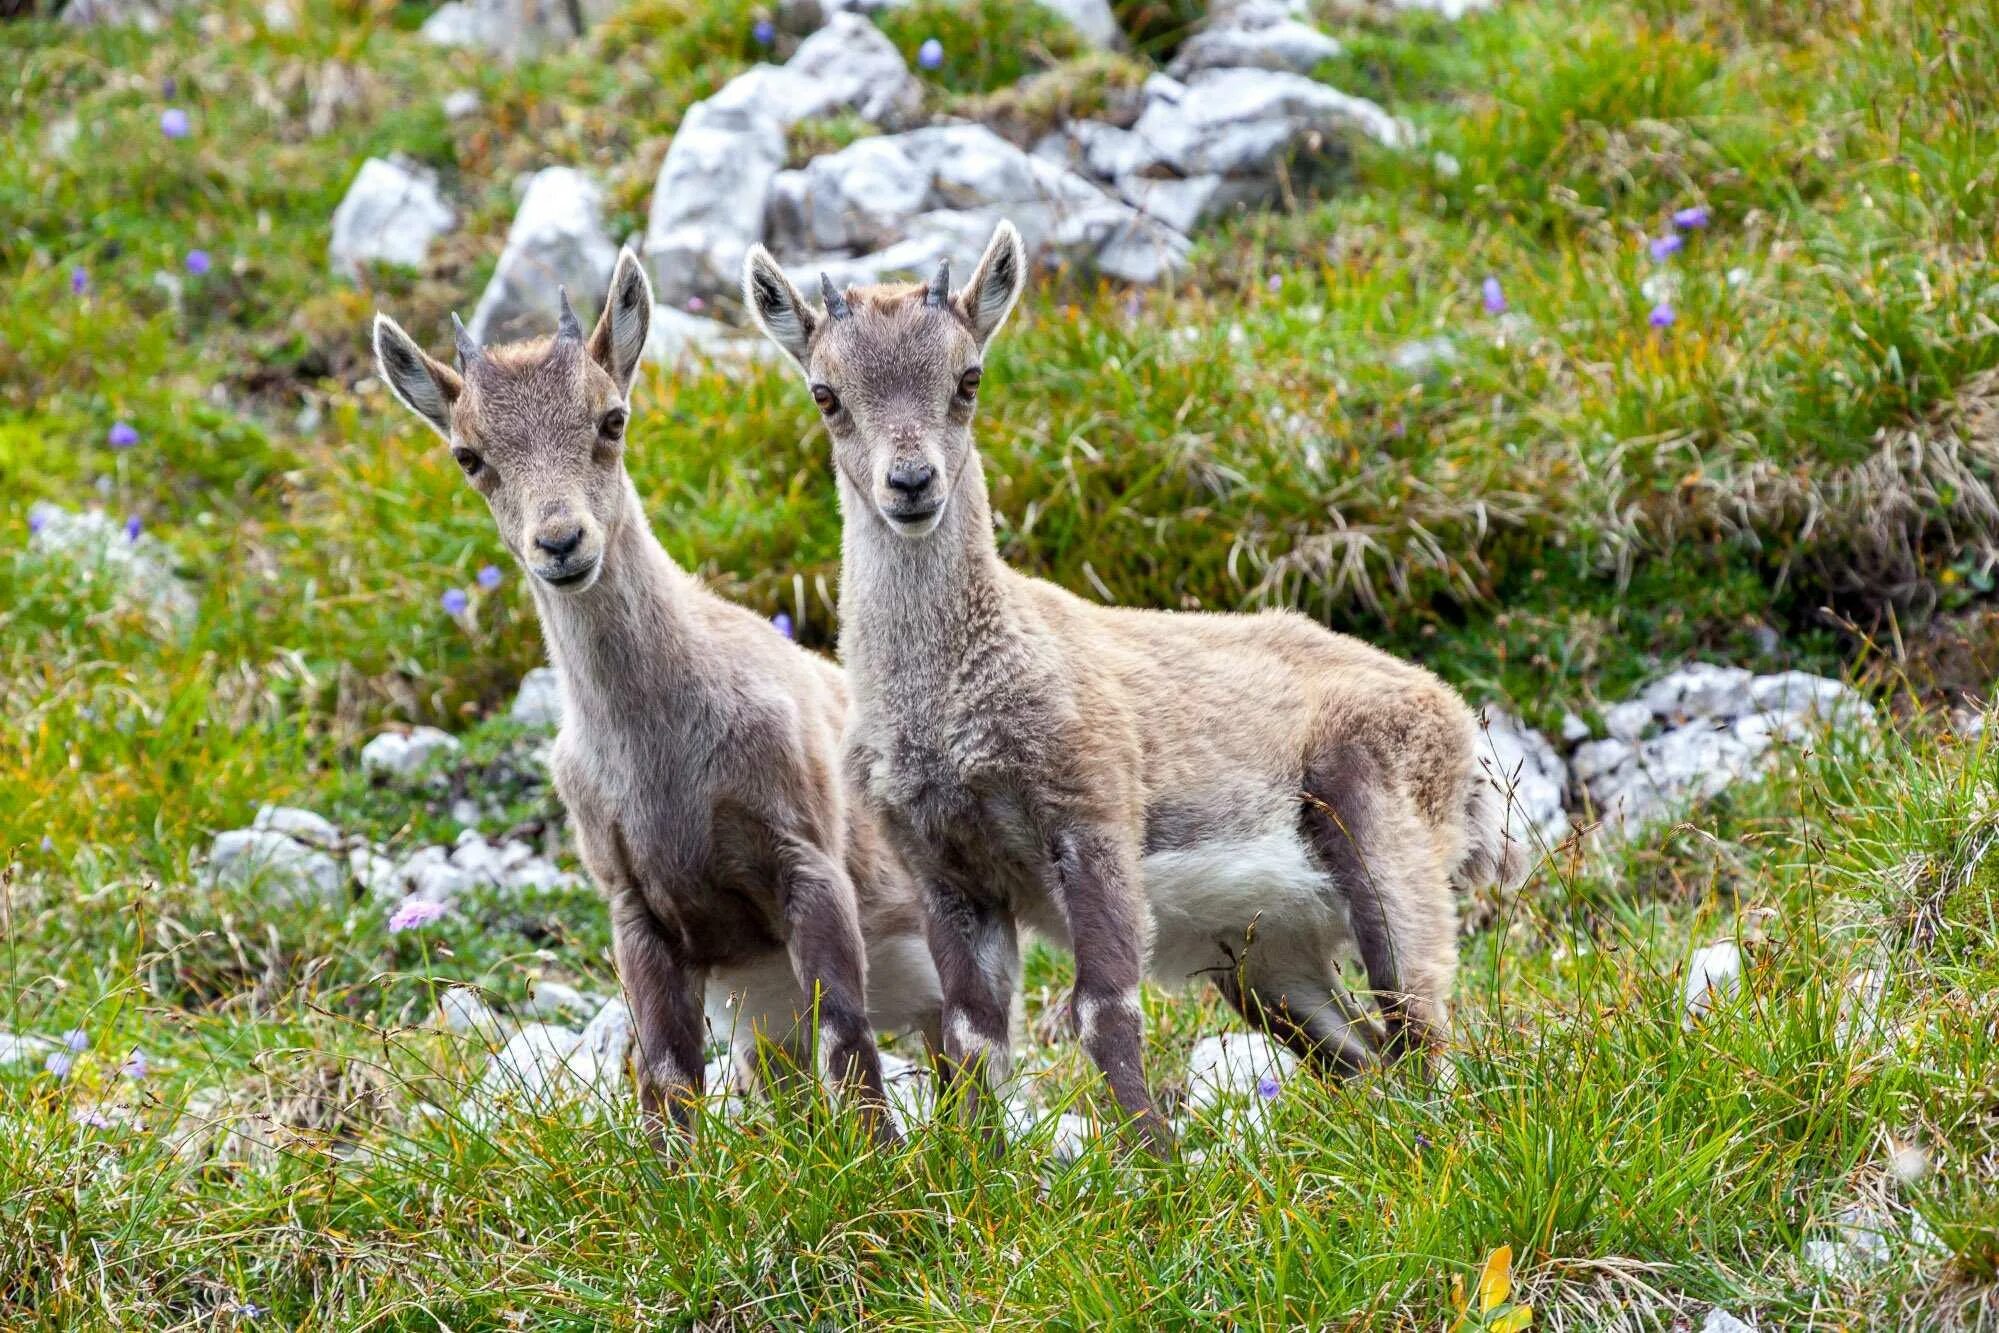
[373,312,463,441]
[955,219,1026,349]
[742,244,818,371]
[588,248,653,396]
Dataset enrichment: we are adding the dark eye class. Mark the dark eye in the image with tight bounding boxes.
[452,447,484,478]
[599,408,627,441]
[956,367,982,400]
[810,384,840,415]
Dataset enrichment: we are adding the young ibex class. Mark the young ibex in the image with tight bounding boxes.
[745,223,1521,1150]
[373,250,941,1145]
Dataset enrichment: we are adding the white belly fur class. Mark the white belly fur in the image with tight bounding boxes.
[1141,827,1353,990]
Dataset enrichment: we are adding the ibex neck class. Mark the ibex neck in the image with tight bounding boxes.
[838,453,1010,684]
[528,479,696,722]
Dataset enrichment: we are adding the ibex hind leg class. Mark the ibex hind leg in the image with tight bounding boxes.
[1301,742,1459,1064]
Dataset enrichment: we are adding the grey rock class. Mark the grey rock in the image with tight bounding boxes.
[522,980,592,1019]
[578,996,633,1073]
[391,844,475,905]
[62,0,180,29]
[1559,711,1592,745]
[1383,0,1495,15]
[476,1022,585,1106]
[438,985,505,1038]
[706,14,923,129]
[27,506,196,626]
[348,846,401,900]
[420,0,617,60]
[1475,708,1570,851]
[1604,700,1654,743]
[1038,0,1120,46]
[360,725,461,778]
[1123,68,1404,179]
[643,100,788,308]
[468,168,618,346]
[1115,172,1271,235]
[1589,722,1764,836]
[1639,662,1756,722]
[1167,1,1341,79]
[766,135,936,256]
[203,828,345,904]
[646,306,777,369]
[419,1,482,46]
[1749,671,1862,724]
[251,804,341,848]
[510,667,563,728]
[442,89,482,120]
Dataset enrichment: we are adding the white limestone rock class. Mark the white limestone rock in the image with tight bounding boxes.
[1185,1031,1296,1125]
[438,985,505,1038]
[0,1032,58,1066]
[645,306,777,369]
[360,725,461,779]
[1475,708,1570,852]
[1604,699,1654,743]
[202,828,345,905]
[1683,940,1742,1025]
[643,100,788,308]
[328,156,454,280]
[1702,1311,1758,1333]
[523,980,592,1019]
[706,14,924,130]
[1639,662,1756,723]
[510,667,562,728]
[468,168,618,346]
[27,505,196,627]
[250,804,341,848]
[1122,67,1405,179]
[1167,1,1342,79]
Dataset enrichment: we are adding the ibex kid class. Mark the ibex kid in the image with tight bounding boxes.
[745,223,1520,1151]
[373,250,942,1145]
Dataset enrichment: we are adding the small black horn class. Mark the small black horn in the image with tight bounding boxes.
[925,257,950,307]
[556,287,582,341]
[820,272,851,320]
[450,312,481,369]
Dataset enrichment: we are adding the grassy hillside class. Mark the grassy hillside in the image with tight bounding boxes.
[2,0,1997,1326]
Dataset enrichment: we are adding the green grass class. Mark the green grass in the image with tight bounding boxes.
[3,0,1998,1324]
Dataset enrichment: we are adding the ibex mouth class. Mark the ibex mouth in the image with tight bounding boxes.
[538,559,600,590]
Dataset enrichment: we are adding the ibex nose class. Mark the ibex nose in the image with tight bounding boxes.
[886,461,936,496]
[535,524,585,558]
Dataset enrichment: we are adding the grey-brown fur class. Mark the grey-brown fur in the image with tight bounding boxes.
[373,250,941,1145]
[745,223,1523,1152]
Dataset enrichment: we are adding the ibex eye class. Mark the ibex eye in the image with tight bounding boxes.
[957,368,982,398]
[810,384,840,414]
[599,408,627,440]
[452,447,484,478]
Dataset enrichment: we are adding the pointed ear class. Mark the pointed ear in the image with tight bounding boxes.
[742,244,818,371]
[373,312,463,440]
[588,248,653,396]
[954,219,1027,349]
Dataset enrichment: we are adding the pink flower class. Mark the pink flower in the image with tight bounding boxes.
[388,899,449,932]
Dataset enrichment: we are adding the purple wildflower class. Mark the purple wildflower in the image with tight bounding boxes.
[1649,233,1683,261]
[121,1050,149,1080]
[917,37,943,71]
[771,611,794,640]
[45,1050,73,1079]
[185,249,212,276]
[1481,276,1505,314]
[29,508,49,536]
[74,1106,114,1130]
[388,899,449,932]
[752,17,775,46]
[441,587,469,616]
[224,1301,265,1320]
[1649,302,1676,328]
[1414,1131,1432,1151]
[160,108,190,140]
[1256,1072,1281,1100]
[686,296,706,313]
[162,76,177,98]
[62,1027,89,1052]
[108,421,139,449]
[71,266,89,295]
[40,834,54,852]
[124,515,142,542]
[1673,205,1711,230]
[476,564,502,590]
[1266,273,1282,293]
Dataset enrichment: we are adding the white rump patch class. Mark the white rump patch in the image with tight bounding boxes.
[1142,829,1349,989]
